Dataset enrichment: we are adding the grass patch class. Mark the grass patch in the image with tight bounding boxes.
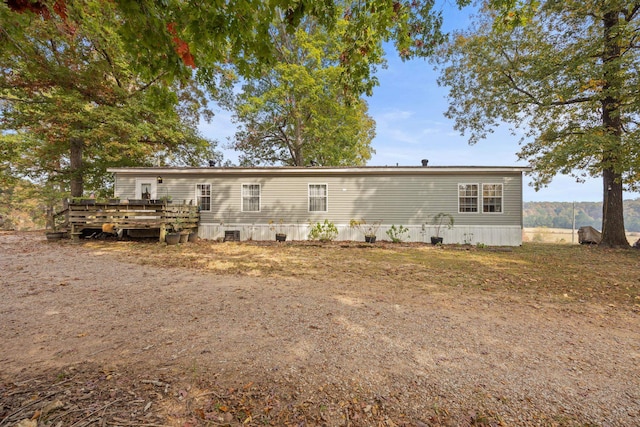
[88,240,640,308]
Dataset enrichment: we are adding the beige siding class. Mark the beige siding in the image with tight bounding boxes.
[114,172,523,226]
[112,168,525,245]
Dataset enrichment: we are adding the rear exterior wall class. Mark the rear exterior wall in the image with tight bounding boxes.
[113,171,524,245]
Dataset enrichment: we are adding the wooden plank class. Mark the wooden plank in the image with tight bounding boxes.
[66,203,199,236]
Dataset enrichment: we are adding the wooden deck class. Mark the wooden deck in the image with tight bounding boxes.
[65,201,199,242]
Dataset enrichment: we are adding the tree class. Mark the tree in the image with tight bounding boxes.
[5,0,465,97]
[228,15,376,167]
[1,1,218,198]
[437,0,640,247]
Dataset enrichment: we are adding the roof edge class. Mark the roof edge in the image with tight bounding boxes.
[107,166,532,174]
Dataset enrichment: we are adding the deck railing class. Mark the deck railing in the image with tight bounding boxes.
[66,201,199,242]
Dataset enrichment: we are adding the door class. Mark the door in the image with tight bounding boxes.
[135,178,157,200]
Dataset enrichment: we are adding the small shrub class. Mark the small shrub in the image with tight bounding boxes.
[386,224,409,243]
[463,232,474,245]
[349,218,382,239]
[308,220,338,242]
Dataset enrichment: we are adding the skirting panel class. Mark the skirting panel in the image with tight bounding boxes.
[197,224,523,246]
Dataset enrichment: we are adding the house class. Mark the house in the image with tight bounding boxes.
[107,165,531,245]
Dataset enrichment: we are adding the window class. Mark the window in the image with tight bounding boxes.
[458,184,478,213]
[308,184,327,212]
[135,178,156,200]
[196,184,211,211]
[140,183,152,199]
[242,184,260,212]
[482,184,503,213]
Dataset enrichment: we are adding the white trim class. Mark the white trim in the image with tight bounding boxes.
[458,183,479,214]
[482,183,504,214]
[241,183,261,212]
[196,183,212,212]
[134,178,157,199]
[109,166,532,176]
[308,183,328,212]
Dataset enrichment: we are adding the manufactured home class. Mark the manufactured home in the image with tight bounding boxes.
[108,165,530,245]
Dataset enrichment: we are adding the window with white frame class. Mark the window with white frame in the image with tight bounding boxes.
[196,184,211,211]
[458,184,479,213]
[242,184,260,212]
[482,183,503,213]
[308,184,327,212]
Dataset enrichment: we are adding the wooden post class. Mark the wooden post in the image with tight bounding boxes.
[159,223,166,242]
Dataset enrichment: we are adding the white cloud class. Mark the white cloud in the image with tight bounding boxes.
[376,109,415,122]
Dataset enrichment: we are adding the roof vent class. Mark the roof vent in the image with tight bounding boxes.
[421,159,429,167]
[208,160,216,167]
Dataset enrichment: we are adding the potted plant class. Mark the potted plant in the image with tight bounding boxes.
[430,212,455,245]
[269,219,287,242]
[349,219,382,243]
[165,214,183,245]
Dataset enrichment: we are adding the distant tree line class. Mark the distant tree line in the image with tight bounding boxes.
[524,200,640,232]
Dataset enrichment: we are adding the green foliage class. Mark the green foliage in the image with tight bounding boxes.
[308,219,338,242]
[0,1,219,199]
[227,14,376,167]
[524,200,640,232]
[436,1,638,246]
[430,213,455,238]
[349,219,382,238]
[0,178,47,230]
[4,0,465,98]
[386,225,409,243]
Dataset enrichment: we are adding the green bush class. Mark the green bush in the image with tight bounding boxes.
[386,224,409,243]
[308,219,338,242]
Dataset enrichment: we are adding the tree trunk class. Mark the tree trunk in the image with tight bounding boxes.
[292,115,304,166]
[601,167,627,247]
[70,137,84,197]
[599,10,628,247]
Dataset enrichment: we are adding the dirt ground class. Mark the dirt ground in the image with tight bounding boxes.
[1,232,639,426]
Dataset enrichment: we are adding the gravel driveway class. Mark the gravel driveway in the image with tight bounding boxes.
[1,232,639,426]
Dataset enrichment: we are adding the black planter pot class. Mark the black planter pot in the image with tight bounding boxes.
[365,235,376,243]
[431,236,444,245]
[275,233,287,242]
[165,232,181,245]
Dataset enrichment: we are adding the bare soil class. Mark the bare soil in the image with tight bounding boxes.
[1,232,639,426]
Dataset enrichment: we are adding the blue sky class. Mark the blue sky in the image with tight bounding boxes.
[199,2,638,203]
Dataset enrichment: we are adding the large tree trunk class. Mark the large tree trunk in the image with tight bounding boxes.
[599,10,629,247]
[70,137,84,197]
[601,167,628,247]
